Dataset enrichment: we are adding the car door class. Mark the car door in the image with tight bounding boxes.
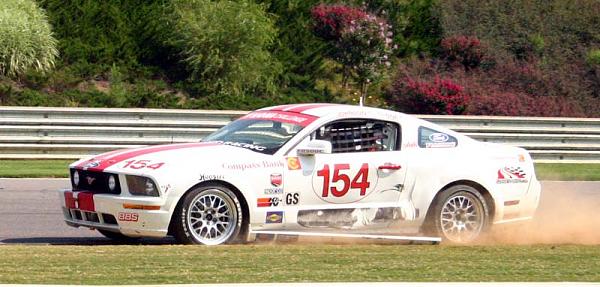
[283,118,407,229]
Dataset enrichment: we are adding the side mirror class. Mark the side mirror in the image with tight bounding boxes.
[297,140,332,156]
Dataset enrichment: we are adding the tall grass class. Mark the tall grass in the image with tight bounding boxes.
[0,0,58,77]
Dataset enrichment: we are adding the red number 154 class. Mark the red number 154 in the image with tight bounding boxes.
[317,163,370,197]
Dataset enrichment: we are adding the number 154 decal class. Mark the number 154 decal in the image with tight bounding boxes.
[312,163,377,204]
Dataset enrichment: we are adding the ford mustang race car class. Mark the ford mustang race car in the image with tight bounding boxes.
[59,103,540,244]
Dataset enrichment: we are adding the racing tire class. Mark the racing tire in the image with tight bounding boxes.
[429,185,490,244]
[173,185,243,245]
[97,229,140,242]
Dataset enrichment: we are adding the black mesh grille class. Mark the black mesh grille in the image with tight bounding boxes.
[71,169,121,195]
[102,214,118,225]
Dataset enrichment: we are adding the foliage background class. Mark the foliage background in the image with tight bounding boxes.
[0,0,598,116]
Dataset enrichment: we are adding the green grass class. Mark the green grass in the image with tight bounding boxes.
[535,163,600,181]
[0,160,71,178]
[0,244,598,283]
[1,160,599,181]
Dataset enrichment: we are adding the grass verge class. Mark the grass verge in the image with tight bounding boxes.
[1,160,599,181]
[0,244,599,283]
[0,160,71,178]
[534,163,600,181]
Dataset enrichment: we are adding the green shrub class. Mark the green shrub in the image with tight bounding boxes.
[164,0,280,97]
[587,49,600,66]
[0,0,58,77]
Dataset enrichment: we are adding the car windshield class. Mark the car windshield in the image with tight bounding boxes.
[203,113,310,154]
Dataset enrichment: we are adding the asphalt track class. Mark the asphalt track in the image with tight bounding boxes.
[0,179,598,245]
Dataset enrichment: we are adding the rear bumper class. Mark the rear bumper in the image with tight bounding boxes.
[493,178,541,225]
[59,189,171,238]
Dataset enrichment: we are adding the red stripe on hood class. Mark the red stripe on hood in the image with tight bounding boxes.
[78,142,219,172]
[75,148,129,169]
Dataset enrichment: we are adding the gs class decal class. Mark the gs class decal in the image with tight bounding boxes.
[312,163,378,204]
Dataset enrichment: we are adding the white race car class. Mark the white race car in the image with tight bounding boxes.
[59,103,540,244]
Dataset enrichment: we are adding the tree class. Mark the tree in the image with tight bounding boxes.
[311,4,394,105]
[0,0,58,78]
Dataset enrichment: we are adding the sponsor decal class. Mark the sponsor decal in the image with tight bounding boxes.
[337,110,369,118]
[199,174,225,181]
[240,111,317,126]
[222,160,284,171]
[118,212,139,222]
[429,133,450,143]
[424,142,457,148]
[287,157,302,170]
[270,173,282,187]
[257,193,299,206]
[264,188,283,195]
[265,211,284,224]
[218,141,267,152]
[402,142,418,149]
[257,197,280,207]
[497,167,528,184]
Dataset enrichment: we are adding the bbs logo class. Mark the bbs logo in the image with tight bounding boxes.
[118,212,139,222]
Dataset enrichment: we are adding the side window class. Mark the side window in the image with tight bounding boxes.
[313,119,399,153]
[418,126,457,148]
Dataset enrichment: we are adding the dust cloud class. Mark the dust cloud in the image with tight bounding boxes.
[261,182,600,246]
[484,182,600,245]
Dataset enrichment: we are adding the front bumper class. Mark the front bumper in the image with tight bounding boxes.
[59,189,171,238]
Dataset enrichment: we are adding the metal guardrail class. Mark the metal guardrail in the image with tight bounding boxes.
[1,106,599,163]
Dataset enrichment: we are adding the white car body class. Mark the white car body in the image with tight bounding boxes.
[59,104,541,243]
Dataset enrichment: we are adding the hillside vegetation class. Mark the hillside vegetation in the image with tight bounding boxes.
[0,0,598,116]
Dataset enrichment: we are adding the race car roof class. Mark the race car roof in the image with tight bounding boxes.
[258,103,407,119]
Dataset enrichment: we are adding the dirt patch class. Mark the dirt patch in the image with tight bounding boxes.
[485,184,600,245]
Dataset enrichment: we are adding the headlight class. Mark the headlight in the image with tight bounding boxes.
[73,170,80,187]
[108,175,116,191]
[126,175,159,197]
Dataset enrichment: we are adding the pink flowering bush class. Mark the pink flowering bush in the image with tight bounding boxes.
[311,4,367,41]
[388,76,470,115]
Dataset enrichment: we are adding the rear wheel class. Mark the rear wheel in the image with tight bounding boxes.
[430,185,489,243]
[173,185,243,245]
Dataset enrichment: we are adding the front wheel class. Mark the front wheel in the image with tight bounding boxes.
[430,185,490,244]
[173,185,243,245]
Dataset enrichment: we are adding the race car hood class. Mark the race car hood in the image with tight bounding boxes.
[70,142,273,174]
